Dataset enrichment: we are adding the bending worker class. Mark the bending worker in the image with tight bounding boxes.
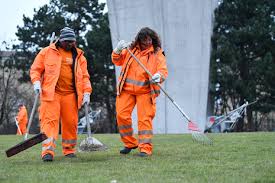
[30,27,92,162]
[112,27,168,157]
[16,104,28,135]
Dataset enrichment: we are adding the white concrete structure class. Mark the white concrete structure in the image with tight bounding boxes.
[107,0,218,133]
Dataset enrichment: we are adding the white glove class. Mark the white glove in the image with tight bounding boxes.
[82,92,90,105]
[114,40,130,54]
[151,73,161,83]
[33,81,41,94]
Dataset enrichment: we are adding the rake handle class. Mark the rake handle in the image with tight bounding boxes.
[15,117,22,135]
[84,103,92,138]
[126,48,191,123]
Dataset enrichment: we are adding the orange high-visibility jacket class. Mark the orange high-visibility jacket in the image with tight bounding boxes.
[112,46,168,98]
[16,105,28,134]
[30,43,92,109]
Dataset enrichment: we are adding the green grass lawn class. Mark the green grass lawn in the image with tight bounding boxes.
[0,132,275,183]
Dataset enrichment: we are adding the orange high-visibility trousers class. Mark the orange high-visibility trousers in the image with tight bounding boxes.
[39,92,78,158]
[17,122,27,135]
[116,91,156,155]
[16,106,28,135]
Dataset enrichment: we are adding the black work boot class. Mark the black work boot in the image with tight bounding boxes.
[65,153,77,158]
[120,146,138,154]
[42,154,53,162]
[138,152,149,157]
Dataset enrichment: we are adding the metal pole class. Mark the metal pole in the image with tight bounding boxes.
[126,48,191,122]
[85,103,92,138]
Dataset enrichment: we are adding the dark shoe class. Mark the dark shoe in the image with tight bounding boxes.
[138,152,149,157]
[120,146,138,154]
[42,154,53,162]
[65,153,77,158]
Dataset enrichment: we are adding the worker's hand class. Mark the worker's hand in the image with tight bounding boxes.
[33,81,41,94]
[114,40,131,54]
[151,73,161,83]
[82,92,90,105]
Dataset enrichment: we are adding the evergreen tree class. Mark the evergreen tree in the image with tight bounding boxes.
[211,0,275,131]
[14,0,116,132]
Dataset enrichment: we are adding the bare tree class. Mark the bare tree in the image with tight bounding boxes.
[0,47,37,134]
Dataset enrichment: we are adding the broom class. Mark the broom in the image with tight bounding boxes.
[126,48,213,145]
[6,93,47,157]
[5,32,57,157]
[78,103,108,152]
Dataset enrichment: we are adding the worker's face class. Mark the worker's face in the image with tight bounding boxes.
[60,40,76,51]
[140,36,152,50]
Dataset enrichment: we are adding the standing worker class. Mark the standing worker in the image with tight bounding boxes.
[16,104,28,135]
[30,27,92,162]
[112,27,168,157]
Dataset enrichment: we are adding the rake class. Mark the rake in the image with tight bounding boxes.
[15,117,22,135]
[78,103,108,152]
[126,48,213,145]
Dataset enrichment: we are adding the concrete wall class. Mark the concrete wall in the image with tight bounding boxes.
[107,0,218,133]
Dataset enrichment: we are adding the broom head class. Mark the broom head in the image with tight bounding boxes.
[6,132,48,157]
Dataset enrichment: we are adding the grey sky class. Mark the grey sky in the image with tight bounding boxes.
[0,0,106,49]
[0,0,49,46]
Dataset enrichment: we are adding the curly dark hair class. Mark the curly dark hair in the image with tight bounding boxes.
[130,27,161,53]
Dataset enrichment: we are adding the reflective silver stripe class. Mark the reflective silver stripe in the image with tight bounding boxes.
[42,146,55,152]
[138,130,153,135]
[125,78,150,86]
[120,131,133,138]
[118,125,132,130]
[62,139,77,144]
[42,137,55,145]
[150,90,160,95]
[138,138,152,143]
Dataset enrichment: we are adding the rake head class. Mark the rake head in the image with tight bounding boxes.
[188,121,213,145]
[191,132,213,145]
[78,137,108,152]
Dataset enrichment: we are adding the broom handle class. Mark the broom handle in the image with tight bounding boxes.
[85,103,92,138]
[126,48,191,122]
[24,93,39,140]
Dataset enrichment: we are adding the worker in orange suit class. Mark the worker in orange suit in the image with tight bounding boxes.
[30,27,92,162]
[15,104,28,135]
[112,27,168,157]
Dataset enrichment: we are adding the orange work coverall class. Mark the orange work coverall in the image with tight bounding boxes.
[30,43,92,158]
[16,105,28,135]
[112,45,168,155]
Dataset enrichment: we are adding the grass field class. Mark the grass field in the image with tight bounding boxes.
[0,132,275,183]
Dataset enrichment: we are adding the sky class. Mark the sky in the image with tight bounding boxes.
[0,0,106,49]
[0,0,49,47]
